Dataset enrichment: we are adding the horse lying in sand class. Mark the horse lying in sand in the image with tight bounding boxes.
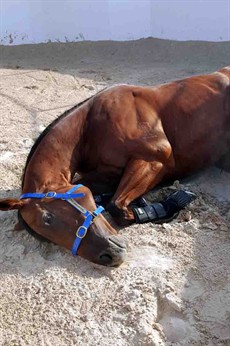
[0,67,229,266]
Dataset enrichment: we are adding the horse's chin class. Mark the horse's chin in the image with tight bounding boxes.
[98,250,127,267]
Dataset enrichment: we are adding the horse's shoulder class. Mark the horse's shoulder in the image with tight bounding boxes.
[92,84,150,111]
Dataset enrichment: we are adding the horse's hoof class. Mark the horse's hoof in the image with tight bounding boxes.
[106,201,132,226]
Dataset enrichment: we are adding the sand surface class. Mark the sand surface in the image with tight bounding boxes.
[0,38,229,346]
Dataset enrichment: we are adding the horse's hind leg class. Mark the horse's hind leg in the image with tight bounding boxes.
[216,136,230,172]
[107,159,166,224]
[216,151,230,172]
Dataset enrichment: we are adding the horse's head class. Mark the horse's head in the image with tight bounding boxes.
[0,184,127,266]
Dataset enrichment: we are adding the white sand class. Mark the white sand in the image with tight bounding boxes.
[0,38,229,346]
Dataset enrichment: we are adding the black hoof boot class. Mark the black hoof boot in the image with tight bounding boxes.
[131,196,149,207]
[132,190,196,224]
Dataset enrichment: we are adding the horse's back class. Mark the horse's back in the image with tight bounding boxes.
[157,68,230,172]
[82,68,229,175]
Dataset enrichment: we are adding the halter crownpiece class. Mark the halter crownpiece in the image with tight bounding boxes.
[20,184,104,256]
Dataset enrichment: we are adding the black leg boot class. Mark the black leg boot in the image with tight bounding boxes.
[132,190,196,224]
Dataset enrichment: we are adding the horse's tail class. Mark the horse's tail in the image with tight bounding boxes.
[219,66,230,78]
[217,66,229,112]
[219,76,230,172]
[215,67,230,171]
[219,67,230,121]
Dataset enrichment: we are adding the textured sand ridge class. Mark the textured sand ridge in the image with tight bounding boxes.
[0,38,229,346]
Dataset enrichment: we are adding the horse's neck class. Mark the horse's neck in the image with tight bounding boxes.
[23,104,89,193]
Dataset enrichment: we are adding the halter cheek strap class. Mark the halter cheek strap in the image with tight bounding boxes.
[71,205,103,256]
[20,184,104,256]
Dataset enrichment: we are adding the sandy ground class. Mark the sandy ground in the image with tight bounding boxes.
[0,38,229,346]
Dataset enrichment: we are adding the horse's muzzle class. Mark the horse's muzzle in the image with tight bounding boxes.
[98,235,127,267]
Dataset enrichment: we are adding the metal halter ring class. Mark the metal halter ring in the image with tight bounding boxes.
[76,226,88,239]
[45,191,57,198]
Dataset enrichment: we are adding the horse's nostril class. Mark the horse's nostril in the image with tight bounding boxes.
[99,253,113,264]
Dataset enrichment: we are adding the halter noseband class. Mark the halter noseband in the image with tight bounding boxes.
[20,184,104,256]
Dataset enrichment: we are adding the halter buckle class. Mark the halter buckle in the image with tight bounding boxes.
[45,191,57,198]
[76,226,87,239]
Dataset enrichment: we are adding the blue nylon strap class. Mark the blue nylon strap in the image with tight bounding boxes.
[83,210,91,217]
[20,192,84,200]
[93,206,104,216]
[71,213,93,256]
[20,184,84,200]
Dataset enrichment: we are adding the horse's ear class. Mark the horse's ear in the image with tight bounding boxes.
[0,198,29,211]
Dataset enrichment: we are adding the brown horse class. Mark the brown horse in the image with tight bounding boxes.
[0,67,229,266]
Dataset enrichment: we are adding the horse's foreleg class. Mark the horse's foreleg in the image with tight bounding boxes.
[107,159,166,224]
[216,144,230,173]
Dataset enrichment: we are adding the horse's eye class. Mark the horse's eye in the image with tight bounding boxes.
[42,212,53,226]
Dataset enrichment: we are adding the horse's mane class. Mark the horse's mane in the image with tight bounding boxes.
[19,93,98,242]
[21,94,95,188]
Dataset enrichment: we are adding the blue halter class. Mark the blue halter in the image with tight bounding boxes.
[20,184,104,256]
